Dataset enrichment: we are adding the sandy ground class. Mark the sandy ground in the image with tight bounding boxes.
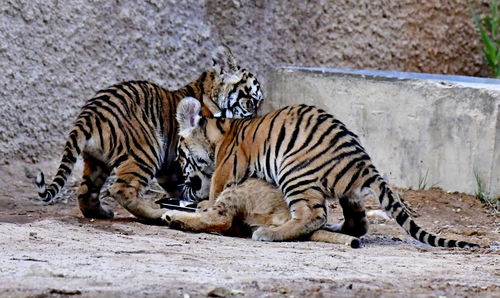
[0,159,499,297]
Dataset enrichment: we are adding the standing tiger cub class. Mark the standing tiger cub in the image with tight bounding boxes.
[35,46,263,222]
[167,97,480,248]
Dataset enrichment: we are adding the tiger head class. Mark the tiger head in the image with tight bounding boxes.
[210,45,264,119]
[176,135,214,201]
[175,98,222,201]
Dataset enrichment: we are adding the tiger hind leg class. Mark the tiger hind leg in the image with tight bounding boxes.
[324,187,371,237]
[110,159,166,222]
[77,153,114,219]
[252,189,328,241]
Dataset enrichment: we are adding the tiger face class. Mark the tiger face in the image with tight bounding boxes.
[216,70,263,118]
[211,46,264,119]
[176,134,214,201]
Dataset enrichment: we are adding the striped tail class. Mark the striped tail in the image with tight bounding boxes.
[36,126,88,203]
[369,176,480,248]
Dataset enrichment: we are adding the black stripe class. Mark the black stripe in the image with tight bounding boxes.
[128,150,155,177]
[252,117,267,142]
[138,83,152,118]
[232,155,238,177]
[221,137,238,166]
[122,171,150,187]
[265,144,273,180]
[112,154,128,169]
[186,85,195,97]
[427,234,437,246]
[286,189,308,198]
[74,122,91,141]
[378,187,390,210]
[331,155,370,190]
[281,178,317,196]
[409,220,419,237]
[216,118,226,134]
[343,163,365,194]
[128,130,158,168]
[395,209,409,226]
[418,230,427,242]
[386,191,396,211]
[281,106,312,157]
[438,238,445,247]
[69,133,81,155]
[288,198,306,208]
[48,188,56,198]
[83,115,94,141]
[85,104,118,151]
[93,116,106,150]
[116,178,128,185]
[124,81,142,104]
[361,174,378,189]
[274,125,287,157]
[59,164,71,174]
[53,177,65,187]
[148,85,160,129]
[63,152,77,163]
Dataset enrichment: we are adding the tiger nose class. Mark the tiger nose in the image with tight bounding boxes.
[189,176,202,191]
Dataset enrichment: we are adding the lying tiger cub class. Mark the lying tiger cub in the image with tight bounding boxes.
[164,178,362,248]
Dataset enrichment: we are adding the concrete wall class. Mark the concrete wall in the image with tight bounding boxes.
[266,67,499,197]
[0,0,489,164]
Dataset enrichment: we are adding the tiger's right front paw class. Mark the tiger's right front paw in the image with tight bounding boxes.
[252,227,279,242]
[161,210,188,230]
[161,211,173,224]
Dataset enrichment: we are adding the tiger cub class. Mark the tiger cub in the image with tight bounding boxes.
[35,46,263,222]
[164,178,362,248]
[166,97,480,248]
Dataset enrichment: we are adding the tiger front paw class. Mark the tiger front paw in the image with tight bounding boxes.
[161,210,186,230]
[161,210,174,224]
[252,227,279,242]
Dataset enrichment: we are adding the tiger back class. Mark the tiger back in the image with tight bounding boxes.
[35,46,263,222]
[172,97,480,248]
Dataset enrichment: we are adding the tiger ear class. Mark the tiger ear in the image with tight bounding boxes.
[212,45,241,83]
[177,97,202,138]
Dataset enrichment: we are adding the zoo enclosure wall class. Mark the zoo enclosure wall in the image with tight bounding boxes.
[265,67,499,197]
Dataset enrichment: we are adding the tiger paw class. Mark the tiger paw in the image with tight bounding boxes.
[161,210,174,224]
[161,210,186,230]
[252,227,279,242]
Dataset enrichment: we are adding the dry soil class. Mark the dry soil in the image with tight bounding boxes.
[0,159,498,297]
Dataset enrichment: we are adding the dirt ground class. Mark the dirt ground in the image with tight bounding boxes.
[0,159,499,297]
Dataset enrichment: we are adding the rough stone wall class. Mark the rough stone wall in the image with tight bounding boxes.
[0,0,490,164]
[208,0,488,76]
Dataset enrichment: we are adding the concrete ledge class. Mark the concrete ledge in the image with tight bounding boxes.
[265,67,499,197]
